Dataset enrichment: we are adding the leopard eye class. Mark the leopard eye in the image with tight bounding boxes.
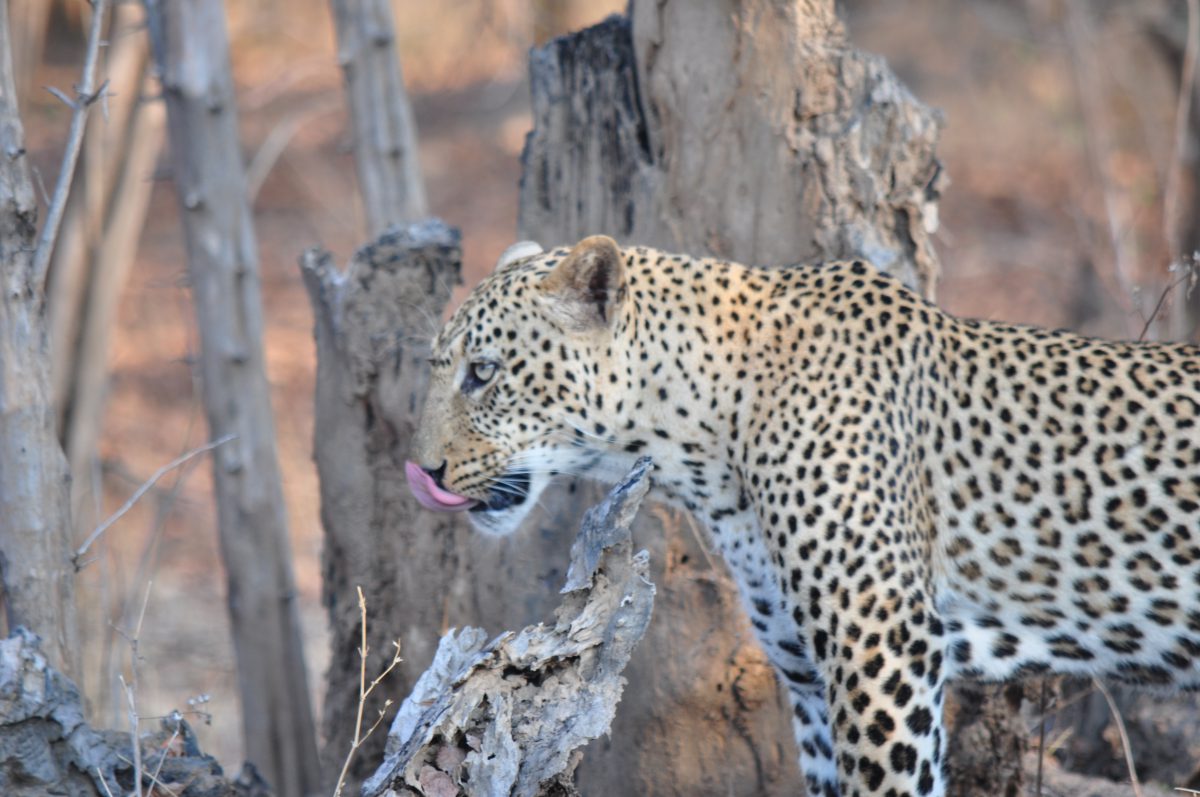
[463,360,498,393]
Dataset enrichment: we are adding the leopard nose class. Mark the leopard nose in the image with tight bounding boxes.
[421,461,448,489]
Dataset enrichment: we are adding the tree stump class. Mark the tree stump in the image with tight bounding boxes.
[507,3,1014,794]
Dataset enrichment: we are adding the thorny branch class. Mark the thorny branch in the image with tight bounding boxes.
[30,0,111,290]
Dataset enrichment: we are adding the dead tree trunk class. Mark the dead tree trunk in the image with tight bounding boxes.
[301,221,471,796]
[521,1,942,297]
[329,0,427,237]
[510,3,1017,795]
[0,0,80,680]
[1147,0,1200,342]
[143,3,320,795]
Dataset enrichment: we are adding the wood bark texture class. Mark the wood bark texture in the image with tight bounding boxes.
[0,627,272,797]
[0,0,80,680]
[510,3,1017,795]
[304,222,626,795]
[520,1,943,297]
[362,459,656,797]
[300,220,469,795]
[330,0,427,237]
[144,3,319,795]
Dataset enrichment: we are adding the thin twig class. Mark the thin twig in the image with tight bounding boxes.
[30,0,111,290]
[1163,0,1200,259]
[1035,678,1047,797]
[332,586,403,797]
[143,724,180,796]
[1138,273,1193,341]
[120,580,153,797]
[119,673,142,797]
[1094,679,1143,797]
[74,433,236,567]
[95,766,116,797]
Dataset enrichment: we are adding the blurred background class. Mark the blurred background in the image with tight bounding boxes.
[16,0,1196,771]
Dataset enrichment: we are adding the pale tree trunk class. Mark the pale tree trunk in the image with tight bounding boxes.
[143,2,320,795]
[48,1,165,524]
[1149,0,1200,342]
[329,0,426,237]
[0,0,80,681]
[521,1,942,297]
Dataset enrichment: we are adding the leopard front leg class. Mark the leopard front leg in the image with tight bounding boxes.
[809,581,948,797]
[716,513,839,796]
[787,681,839,797]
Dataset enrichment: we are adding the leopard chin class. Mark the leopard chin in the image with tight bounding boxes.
[464,470,551,537]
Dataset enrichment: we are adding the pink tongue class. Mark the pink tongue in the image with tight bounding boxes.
[405,461,476,512]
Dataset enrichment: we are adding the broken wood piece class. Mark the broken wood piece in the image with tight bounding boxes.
[362,458,656,797]
[0,627,269,797]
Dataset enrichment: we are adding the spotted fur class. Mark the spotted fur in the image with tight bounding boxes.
[411,235,1200,797]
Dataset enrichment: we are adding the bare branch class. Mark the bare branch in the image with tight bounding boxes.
[45,85,76,109]
[333,586,404,797]
[30,0,110,290]
[95,767,116,797]
[73,433,236,567]
[1138,272,1193,341]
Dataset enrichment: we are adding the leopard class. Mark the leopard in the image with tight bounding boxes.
[406,234,1200,797]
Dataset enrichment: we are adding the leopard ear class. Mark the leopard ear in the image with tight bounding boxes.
[539,235,626,329]
[496,240,543,270]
